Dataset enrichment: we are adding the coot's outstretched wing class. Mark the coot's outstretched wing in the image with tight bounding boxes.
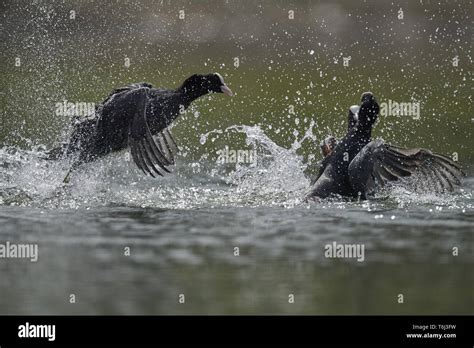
[154,128,179,166]
[128,87,173,177]
[348,139,463,196]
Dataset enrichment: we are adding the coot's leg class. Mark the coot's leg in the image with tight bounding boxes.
[62,161,82,183]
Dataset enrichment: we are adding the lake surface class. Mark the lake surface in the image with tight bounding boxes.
[0,140,472,314]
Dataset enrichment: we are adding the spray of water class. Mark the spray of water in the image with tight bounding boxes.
[0,124,311,209]
[0,122,471,210]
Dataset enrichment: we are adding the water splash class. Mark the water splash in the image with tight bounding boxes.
[0,124,310,209]
[201,124,310,207]
[0,123,471,211]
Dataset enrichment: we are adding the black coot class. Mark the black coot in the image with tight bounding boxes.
[307,92,463,199]
[52,73,233,182]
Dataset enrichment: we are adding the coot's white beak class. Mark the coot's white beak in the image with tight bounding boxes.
[220,85,234,97]
[349,105,360,120]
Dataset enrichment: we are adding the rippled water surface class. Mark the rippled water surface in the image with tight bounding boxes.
[0,127,472,314]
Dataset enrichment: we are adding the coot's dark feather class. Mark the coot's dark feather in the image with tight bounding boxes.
[307,93,463,200]
[306,92,379,199]
[347,140,463,196]
[53,73,232,182]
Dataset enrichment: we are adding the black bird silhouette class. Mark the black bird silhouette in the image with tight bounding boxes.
[50,73,233,182]
[307,92,463,199]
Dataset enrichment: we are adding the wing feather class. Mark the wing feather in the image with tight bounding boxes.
[348,139,463,196]
[138,142,160,177]
[128,87,177,177]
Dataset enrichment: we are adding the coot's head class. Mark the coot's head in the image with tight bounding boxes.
[361,91,375,104]
[180,73,233,98]
[358,91,379,127]
[320,135,338,157]
[349,105,360,119]
[348,104,360,130]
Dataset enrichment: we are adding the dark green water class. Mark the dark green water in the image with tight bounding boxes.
[0,0,473,314]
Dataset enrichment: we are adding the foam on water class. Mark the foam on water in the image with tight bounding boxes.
[0,124,310,209]
[0,124,472,211]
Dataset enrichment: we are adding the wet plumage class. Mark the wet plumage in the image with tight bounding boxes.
[307,92,463,199]
[49,73,232,181]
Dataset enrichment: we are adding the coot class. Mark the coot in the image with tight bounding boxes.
[51,73,233,182]
[307,93,463,199]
